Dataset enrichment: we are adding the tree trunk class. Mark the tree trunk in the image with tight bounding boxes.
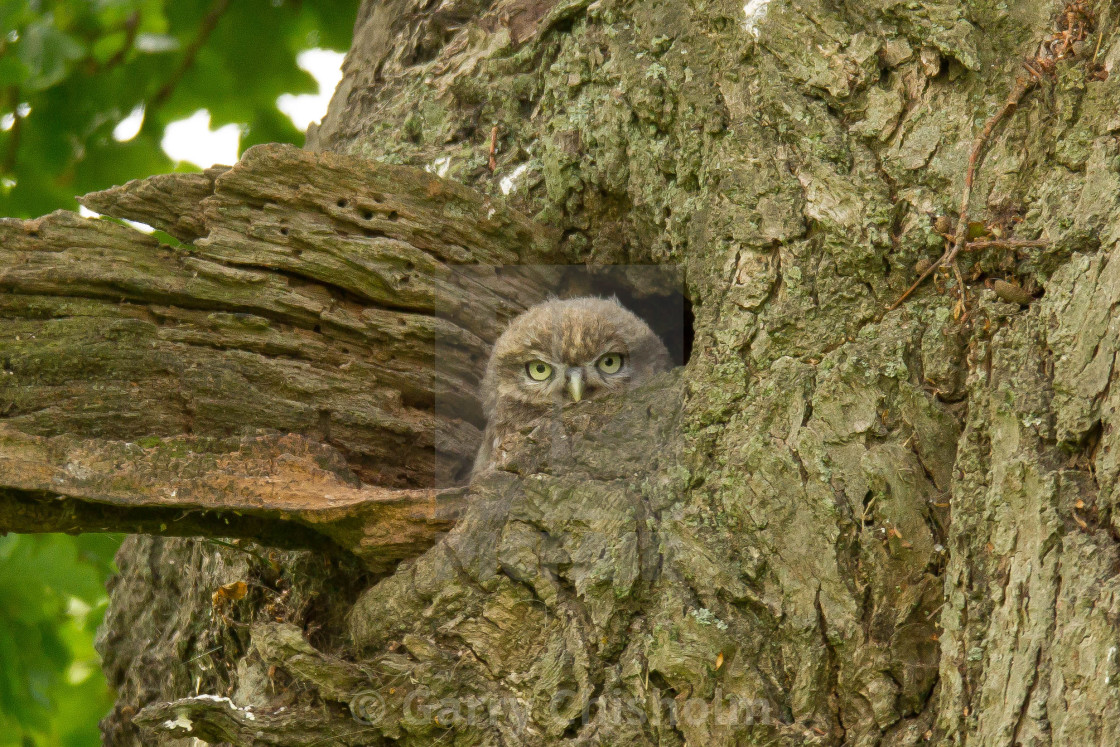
[3,0,1120,744]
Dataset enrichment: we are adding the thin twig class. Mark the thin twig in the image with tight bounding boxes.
[186,645,224,664]
[205,537,278,568]
[151,0,231,109]
[888,0,1093,311]
[101,12,141,72]
[963,238,1048,250]
[888,73,1037,311]
[952,260,968,316]
[889,247,951,312]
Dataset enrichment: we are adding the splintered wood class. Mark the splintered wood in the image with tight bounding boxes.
[0,143,557,566]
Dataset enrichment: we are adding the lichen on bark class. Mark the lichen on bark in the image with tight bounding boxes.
[4,0,1120,744]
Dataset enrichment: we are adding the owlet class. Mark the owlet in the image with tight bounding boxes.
[472,296,670,474]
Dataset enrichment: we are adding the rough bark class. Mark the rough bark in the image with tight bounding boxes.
[0,425,465,571]
[3,0,1120,745]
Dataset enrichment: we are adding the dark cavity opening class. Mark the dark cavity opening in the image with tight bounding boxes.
[568,267,692,366]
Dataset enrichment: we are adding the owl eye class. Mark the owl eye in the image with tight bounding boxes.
[525,360,553,381]
[597,353,624,374]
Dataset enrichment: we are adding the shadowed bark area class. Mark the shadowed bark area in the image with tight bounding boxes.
[3,0,1120,745]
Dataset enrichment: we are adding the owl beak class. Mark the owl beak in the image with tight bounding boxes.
[566,368,584,402]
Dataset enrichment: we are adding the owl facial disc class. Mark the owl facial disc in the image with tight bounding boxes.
[474,295,672,475]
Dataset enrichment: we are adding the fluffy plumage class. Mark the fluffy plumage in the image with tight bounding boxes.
[472,296,670,473]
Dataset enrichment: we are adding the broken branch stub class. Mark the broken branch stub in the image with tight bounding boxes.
[0,143,557,566]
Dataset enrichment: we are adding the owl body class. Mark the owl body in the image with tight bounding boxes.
[472,296,670,474]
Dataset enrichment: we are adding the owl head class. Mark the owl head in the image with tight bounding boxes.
[480,296,671,418]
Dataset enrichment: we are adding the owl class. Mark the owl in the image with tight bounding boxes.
[472,296,671,474]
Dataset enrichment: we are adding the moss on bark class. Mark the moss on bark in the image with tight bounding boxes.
[3,0,1118,744]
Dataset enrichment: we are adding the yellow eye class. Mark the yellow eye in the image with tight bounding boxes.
[597,353,624,374]
[526,360,553,381]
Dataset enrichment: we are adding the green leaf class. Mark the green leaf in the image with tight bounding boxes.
[0,535,120,743]
[1,0,359,218]
[18,19,87,91]
[0,0,33,34]
[0,51,30,87]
